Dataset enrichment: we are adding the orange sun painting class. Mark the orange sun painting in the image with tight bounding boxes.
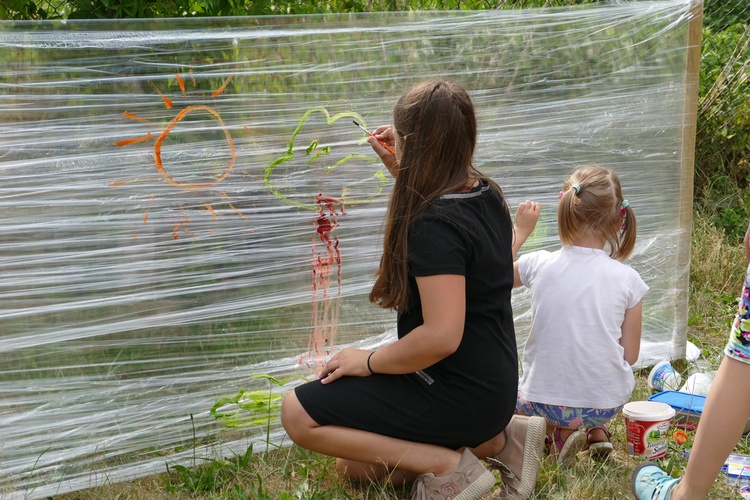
[110,68,250,239]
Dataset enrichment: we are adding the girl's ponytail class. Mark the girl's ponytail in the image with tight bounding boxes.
[557,182,581,248]
[613,201,636,261]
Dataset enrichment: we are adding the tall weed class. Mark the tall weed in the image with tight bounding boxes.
[689,210,746,361]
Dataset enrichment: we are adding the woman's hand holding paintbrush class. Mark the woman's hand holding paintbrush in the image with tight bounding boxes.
[353,120,396,154]
[353,120,399,178]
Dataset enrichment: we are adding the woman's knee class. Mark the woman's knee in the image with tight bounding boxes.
[280,391,314,445]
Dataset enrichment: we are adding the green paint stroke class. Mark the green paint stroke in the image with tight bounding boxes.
[211,374,298,430]
[264,107,387,209]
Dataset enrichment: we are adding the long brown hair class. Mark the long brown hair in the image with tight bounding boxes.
[369,80,502,311]
[557,165,636,261]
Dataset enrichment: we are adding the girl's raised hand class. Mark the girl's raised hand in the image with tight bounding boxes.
[368,125,399,178]
[513,200,541,258]
[319,348,372,384]
[516,200,541,232]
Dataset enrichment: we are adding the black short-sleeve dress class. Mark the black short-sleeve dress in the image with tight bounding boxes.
[294,180,518,449]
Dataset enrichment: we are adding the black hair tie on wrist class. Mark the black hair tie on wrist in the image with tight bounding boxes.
[367,351,376,375]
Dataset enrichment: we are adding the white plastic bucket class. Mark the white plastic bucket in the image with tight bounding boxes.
[648,360,682,392]
[623,401,676,459]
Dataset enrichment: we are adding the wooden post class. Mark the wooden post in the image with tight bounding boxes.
[672,0,703,360]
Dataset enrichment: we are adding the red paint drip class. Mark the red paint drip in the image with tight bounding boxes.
[302,194,346,374]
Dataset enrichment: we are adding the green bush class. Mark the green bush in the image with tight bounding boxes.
[0,0,63,19]
[694,21,750,238]
[2,0,600,21]
[704,0,750,31]
[695,23,750,194]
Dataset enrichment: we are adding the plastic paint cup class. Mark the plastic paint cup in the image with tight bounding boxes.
[623,401,676,459]
[648,360,682,392]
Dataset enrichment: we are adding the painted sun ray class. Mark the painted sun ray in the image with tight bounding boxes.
[108,178,155,187]
[175,73,187,97]
[123,111,151,123]
[218,190,248,220]
[204,203,218,221]
[150,82,173,109]
[211,74,234,99]
[179,204,193,224]
[113,132,151,147]
[143,194,156,224]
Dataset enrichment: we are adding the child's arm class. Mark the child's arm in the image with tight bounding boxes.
[512,200,540,288]
[512,200,540,259]
[513,261,523,288]
[620,300,643,365]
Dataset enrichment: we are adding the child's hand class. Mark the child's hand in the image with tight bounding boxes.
[515,200,541,238]
[744,219,750,263]
[512,200,540,259]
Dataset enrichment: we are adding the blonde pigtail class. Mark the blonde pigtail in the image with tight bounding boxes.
[615,203,637,261]
[557,182,581,248]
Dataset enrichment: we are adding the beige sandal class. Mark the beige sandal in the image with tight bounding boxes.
[546,427,586,467]
[584,425,614,459]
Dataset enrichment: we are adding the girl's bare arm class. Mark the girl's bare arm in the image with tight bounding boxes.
[620,300,643,365]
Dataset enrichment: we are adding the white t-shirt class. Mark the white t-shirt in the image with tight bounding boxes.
[517,246,649,408]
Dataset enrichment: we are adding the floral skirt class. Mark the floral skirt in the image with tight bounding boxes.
[726,262,750,364]
[516,390,622,429]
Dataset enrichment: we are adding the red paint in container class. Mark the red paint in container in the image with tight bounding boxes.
[623,401,676,459]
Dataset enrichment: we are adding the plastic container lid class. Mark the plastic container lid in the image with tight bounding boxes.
[653,391,750,434]
[722,454,750,484]
[648,391,706,414]
[622,401,676,421]
[648,360,682,391]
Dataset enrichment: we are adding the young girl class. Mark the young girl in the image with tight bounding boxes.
[281,81,546,500]
[512,166,648,466]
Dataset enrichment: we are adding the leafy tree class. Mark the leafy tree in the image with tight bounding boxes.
[1,0,602,20]
[0,0,67,19]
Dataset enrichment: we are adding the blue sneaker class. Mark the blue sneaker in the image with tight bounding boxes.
[631,462,680,499]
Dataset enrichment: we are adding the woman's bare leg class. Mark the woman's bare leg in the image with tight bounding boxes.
[331,421,507,484]
[334,458,418,485]
[467,432,506,459]
[280,391,461,482]
[670,356,750,499]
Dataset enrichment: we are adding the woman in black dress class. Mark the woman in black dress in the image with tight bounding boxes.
[281,80,545,500]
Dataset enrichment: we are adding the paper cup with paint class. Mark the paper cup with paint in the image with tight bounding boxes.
[648,360,682,392]
[623,401,676,459]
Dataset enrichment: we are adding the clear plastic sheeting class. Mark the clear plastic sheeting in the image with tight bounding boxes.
[0,2,698,496]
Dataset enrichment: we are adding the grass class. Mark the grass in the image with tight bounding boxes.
[52,209,750,499]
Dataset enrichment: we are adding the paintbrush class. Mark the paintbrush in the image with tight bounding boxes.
[353,120,396,155]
